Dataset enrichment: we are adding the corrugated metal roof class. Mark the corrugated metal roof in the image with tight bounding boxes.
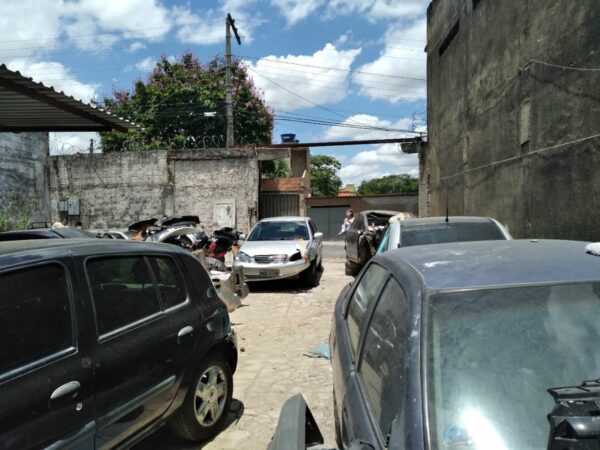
[0,64,138,132]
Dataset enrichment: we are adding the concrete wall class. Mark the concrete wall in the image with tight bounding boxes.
[306,194,419,216]
[0,132,51,224]
[49,148,259,233]
[426,0,600,240]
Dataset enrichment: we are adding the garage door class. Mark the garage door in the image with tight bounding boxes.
[308,206,349,240]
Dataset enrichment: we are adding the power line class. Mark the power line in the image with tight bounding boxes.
[238,54,426,81]
[530,59,600,72]
[430,131,600,185]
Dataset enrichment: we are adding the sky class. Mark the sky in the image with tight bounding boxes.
[1,0,429,186]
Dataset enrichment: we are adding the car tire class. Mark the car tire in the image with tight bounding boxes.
[302,260,319,287]
[169,354,233,442]
[345,260,361,276]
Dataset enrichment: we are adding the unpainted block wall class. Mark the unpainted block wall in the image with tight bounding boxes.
[0,132,51,222]
[49,149,259,233]
[426,0,600,240]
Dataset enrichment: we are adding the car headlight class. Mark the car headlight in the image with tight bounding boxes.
[236,251,252,263]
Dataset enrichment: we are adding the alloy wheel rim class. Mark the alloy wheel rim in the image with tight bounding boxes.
[194,365,227,426]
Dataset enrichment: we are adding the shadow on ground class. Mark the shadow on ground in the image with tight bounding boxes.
[133,399,245,449]
[247,268,325,294]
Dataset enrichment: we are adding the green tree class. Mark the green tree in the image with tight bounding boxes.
[98,53,274,151]
[261,159,292,178]
[357,174,419,195]
[311,155,343,196]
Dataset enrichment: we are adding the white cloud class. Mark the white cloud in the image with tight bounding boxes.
[128,41,146,52]
[50,132,101,155]
[7,59,99,102]
[269,0,324,26]
[353,19,426,103]
[135,57,156,73]
[172,0,262,46]
[323,114,419,141]
[245,43,361,111]
[327,0,428,21]
[321,114,422,184]
[340,144,419,185]
[0,0,64,60]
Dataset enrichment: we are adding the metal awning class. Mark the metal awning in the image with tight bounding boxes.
[0,64,137,132]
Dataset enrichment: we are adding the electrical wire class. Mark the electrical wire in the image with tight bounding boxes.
[430,131,600,185]
[530,59,600,72]
[238,54,426,81]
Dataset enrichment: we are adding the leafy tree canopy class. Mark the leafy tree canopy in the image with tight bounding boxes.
[311,155,342,196]
[261,159,292,179]
[98,52,274,151]
[357,174,419,195]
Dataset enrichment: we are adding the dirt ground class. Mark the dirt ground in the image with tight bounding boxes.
[136,249,350,449]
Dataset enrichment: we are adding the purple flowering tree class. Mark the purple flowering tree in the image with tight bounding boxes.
[98,52,274,151]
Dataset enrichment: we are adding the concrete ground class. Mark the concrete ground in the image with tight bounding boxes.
[135,244,351,450]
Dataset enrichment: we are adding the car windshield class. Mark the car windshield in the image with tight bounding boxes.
[401,222,505,247]
[247,221,309,241]
[425,283,600,450]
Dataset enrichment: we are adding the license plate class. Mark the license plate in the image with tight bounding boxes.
[259,269,279,277]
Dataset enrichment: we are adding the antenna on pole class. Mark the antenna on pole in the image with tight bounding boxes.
[445,186,449,223]
[225,13,241,148]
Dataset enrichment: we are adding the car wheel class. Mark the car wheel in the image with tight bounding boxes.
[345,260,361,276]
[302,260,319,287]
[170,354,233,441]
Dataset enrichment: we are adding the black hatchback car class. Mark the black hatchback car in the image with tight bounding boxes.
[0,239,237,449]
[320,240,600,449]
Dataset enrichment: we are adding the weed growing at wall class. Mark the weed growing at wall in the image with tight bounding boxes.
[0,191,36,232]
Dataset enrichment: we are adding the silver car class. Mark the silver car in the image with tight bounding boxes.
[234,216,323,286]
[376,215,512,255]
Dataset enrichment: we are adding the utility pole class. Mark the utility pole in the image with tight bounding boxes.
[225,13,241,147]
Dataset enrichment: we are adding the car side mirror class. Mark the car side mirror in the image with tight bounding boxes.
[313,232,323,239]
[239,234,246,240]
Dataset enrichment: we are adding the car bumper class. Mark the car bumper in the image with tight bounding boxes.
[235,259,309,281]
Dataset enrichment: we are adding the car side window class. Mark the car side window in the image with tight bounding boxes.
[350,215,363,231]
[148,256,187,309]
[0,264,73,374]
[346,263,388,357]
[87,256,161,335]
[359,278,409,439]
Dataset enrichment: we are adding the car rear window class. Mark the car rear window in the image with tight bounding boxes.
[401,222,505,247]
[0,264,73,374]
[147,257,187,309]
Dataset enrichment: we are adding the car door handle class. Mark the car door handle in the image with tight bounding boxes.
[50,381,80,400]
[177,326,194,343]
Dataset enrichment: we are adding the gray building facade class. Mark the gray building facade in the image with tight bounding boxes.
[425,0,600,240]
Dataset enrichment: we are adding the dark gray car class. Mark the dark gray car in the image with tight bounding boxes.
[271,239,600,449]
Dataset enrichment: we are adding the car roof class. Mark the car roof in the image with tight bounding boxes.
[400,216,497,226]
[360,210,399,216]
[378,239,600,291]
[0,239,187,269]
[259,216,309,222]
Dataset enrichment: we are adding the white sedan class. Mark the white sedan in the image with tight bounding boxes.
[233,216,323,287]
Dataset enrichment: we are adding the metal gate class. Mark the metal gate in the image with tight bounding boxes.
[260,194,300,219]
[308,206,349,240]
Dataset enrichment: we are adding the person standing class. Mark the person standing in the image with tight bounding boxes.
[339,209,354,235]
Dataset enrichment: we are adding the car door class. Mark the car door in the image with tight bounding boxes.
[347,278,410,449]
[345,215,364,262]
[308,220,322,263]
[0,260,95,449]
[84,253,199,449]
[331,262,389,444]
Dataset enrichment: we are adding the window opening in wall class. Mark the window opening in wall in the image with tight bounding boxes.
[473,0,483,10]
[439,21,460,58]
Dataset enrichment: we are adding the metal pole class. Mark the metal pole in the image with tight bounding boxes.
[225,16,234,147]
